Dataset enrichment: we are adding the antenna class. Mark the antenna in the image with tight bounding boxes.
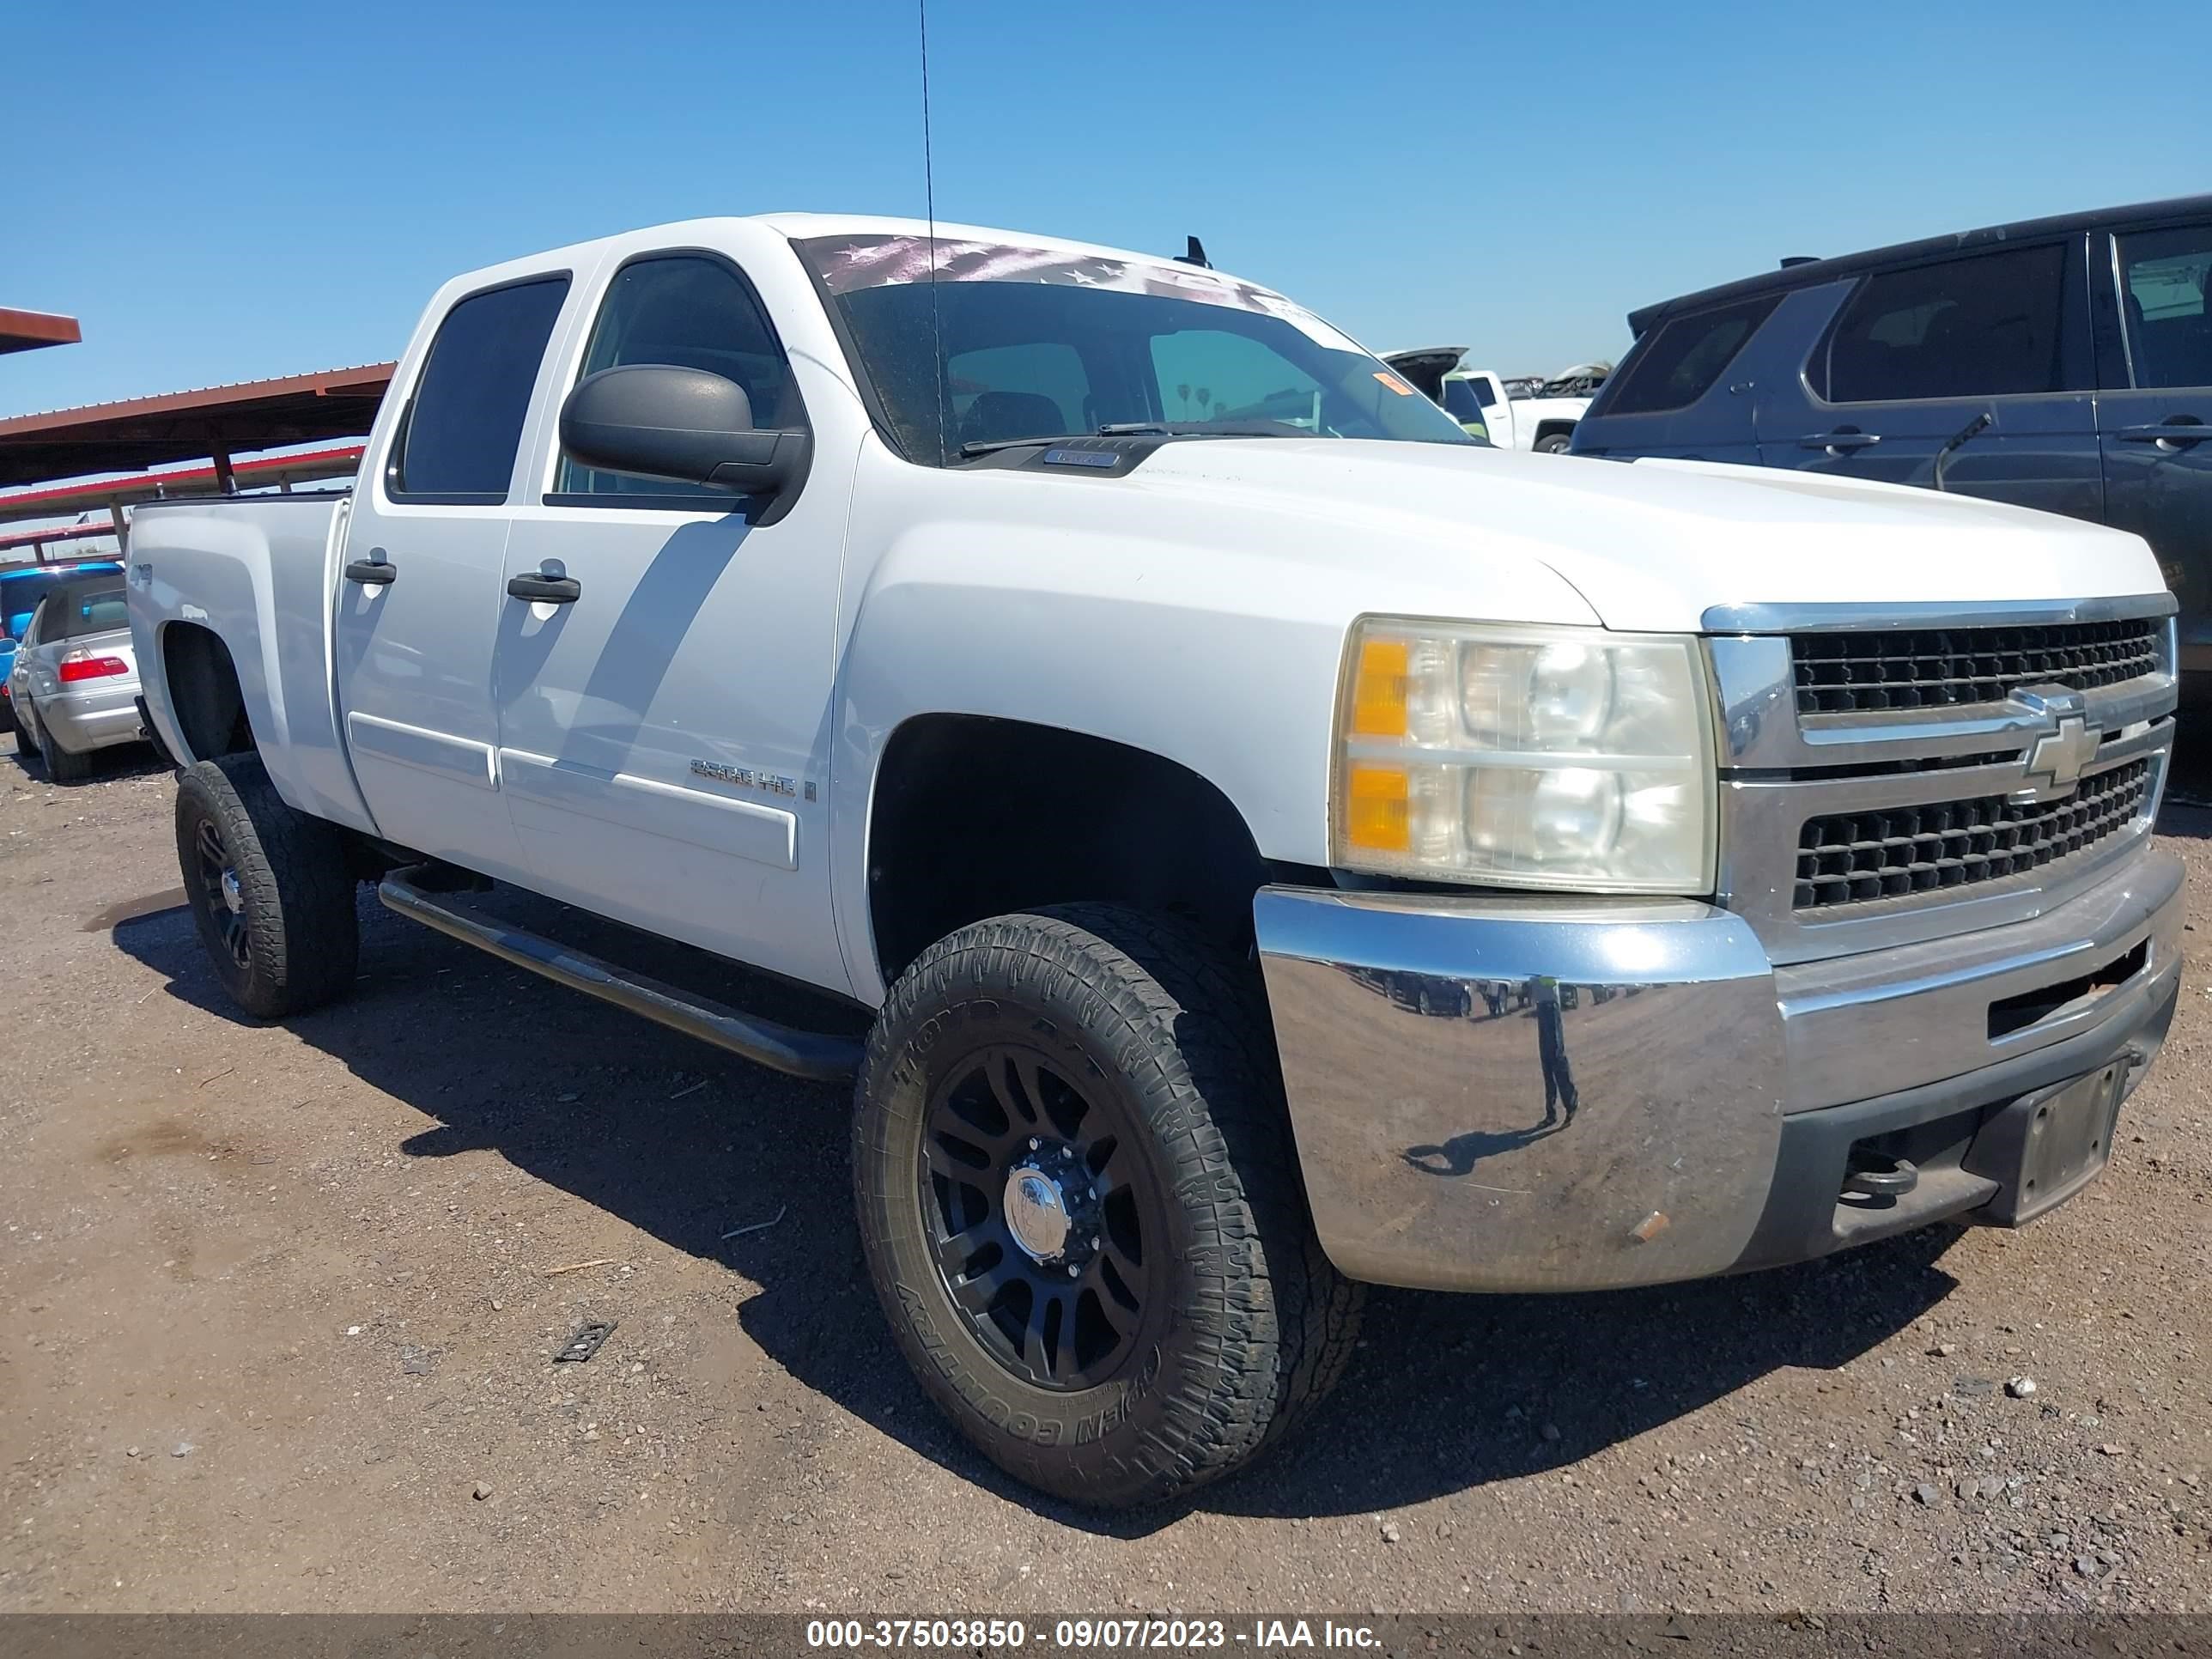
[918,0,949,465]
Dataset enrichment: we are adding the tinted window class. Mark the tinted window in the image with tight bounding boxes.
[2118,223,2212,391]
[1822,246,2071,403]
[1605,295,1779,415]
[395,276,570,499]
[557,256,802,497]
[48,584,128,639]
[1149,327,1337,429]
[1441,378,1488,425]
[945,341,1091,447]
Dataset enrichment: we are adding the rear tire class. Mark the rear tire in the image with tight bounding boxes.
[853,903,1361,1508]
[174,754,360,1018]
[40,720,93,783]
[1534,432,1573,454]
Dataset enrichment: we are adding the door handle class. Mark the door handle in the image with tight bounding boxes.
[343,558,397,586]
[2119,422,2209,446]
[507,571,581,605]
[1798,431,1882,452]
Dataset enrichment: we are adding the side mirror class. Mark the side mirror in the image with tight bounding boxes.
[558,363,807,496]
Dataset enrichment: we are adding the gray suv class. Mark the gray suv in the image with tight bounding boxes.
[1573,195,2212,692]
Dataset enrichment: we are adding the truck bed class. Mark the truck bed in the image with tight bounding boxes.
[128,491,380,836]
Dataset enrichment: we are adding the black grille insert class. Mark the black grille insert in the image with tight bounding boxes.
[1793,619,2160,714]
[1794,759,2150,911]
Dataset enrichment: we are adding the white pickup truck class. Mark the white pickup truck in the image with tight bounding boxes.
[1383,349,1594,451]
[130,214,2184,1510]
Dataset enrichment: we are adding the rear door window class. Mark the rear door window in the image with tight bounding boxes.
[945,341,1091,447]
[392,275,571,501]
[1604,295,1780,415]
[2116,223,2212,390]
[1820,246,2074,403]
[1149,328,1330,430]
[1441,379,1488,424]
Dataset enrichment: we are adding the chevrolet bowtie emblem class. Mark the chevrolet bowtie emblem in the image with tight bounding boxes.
[2021,714,2100,798]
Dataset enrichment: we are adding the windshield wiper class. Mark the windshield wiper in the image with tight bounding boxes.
[1097,420,1304,439]
[958,432,1099,458]
[959,420,1305,459]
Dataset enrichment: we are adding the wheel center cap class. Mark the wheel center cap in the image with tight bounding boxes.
[1003,1164,1072,1263]
[220,869,244,915]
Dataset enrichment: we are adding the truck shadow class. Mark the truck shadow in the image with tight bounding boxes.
[112,888,1960,1534]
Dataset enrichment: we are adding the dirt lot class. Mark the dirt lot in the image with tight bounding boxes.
[3,734,2210,1617]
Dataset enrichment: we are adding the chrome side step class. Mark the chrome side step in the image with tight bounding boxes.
[378,869,862,1084]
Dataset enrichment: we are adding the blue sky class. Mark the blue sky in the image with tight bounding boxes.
[5,0,2209,421]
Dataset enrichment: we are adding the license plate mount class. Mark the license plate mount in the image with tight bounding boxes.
[1963,1061,2126,1226]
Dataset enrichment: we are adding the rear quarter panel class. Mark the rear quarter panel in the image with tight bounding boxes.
[130,495,379,834]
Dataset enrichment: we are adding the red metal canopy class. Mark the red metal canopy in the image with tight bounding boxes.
[0,307,81,356]
[0,363,393,488]
[0,444,366,530]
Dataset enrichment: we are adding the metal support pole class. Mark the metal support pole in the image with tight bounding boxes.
[212,449,238,495]
[109,503,130,557]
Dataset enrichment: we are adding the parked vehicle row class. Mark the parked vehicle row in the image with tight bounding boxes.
[1572,192,2212,698]
[0,558,121,739]
[125,212,2180,1510]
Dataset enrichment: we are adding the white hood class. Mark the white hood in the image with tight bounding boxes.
[1126,440,2166,634]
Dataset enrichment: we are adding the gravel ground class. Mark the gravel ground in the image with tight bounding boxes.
[2,732,2209,1616]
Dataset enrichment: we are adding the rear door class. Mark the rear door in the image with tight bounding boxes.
[335,273,574,878]
[490,240,854,994]
[1761,240,2103,520]
[2093,215,2212,674]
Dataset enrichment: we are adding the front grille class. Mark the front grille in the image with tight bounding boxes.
[1793,618,2160,714]
[1794,758,2150,910]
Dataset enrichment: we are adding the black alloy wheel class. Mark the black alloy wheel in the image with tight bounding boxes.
[191,814,252,972]
[920,1042,1158,1392]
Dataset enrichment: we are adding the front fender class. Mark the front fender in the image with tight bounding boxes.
[828,525,1349,1003]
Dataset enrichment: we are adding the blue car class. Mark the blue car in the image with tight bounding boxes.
[1,561,123,738]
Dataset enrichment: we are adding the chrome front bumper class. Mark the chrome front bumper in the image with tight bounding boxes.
[1254,848,2183,1294]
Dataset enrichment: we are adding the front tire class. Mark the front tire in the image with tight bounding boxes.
[174,754,360,1018]
[854,904,1360,1507]
[1534,432,1573,454]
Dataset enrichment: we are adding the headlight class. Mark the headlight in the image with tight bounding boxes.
[1334,617,1716,893]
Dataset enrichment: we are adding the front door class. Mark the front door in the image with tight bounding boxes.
[491,249,851,994]
[1757,240,2104,524]
[2094,217,2212,677]
[335,274,572,880]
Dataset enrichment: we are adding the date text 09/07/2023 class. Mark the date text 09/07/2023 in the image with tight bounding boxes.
[803,1618,1382,1650]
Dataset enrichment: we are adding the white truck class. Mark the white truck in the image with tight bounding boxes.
[129,215,2184,1509]
[1383,348,1595,451]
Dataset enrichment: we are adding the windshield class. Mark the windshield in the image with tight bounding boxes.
[798,234,1474,463]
